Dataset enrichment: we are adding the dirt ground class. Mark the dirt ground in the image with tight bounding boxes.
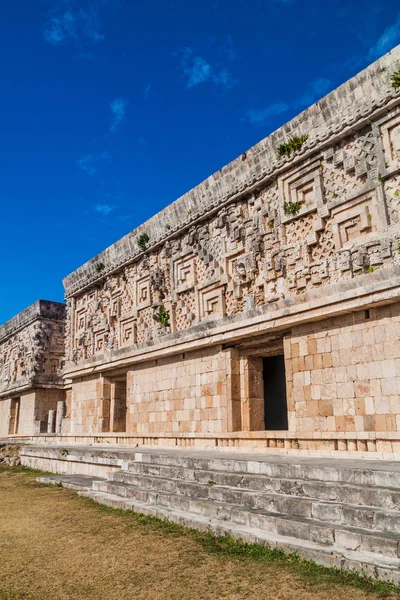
[0,468,398,600]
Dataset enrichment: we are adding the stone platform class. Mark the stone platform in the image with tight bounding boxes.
[22,443,400,583]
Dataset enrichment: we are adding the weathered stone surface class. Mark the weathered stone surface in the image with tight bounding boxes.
[0,301,66,436]
[46,45,400,456]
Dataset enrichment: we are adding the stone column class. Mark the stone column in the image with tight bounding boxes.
[55,400,65,434]
[47,410,56,434]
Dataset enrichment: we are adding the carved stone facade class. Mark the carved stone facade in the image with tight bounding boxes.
[0,301,66,436]
[55,46,400,457]
[8,47,400,458]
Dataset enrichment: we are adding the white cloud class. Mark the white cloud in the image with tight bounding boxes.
[77,151,110,175]
[43,2,105,49]
[110,98,128,132]
[179,47,237,91]
[297,78,333,108]
[246,77,333,125]
[246,103,290,124]
[368,14,400,61]
[95,204,117,216]
[144,83,152,98]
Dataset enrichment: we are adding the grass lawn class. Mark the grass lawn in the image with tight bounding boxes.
[0,467,399,600]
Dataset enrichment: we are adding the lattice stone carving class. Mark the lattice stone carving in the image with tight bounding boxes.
[137,307,154,343]
[175,289,197,331]
[323,127,378,202]
[385,174,400,225]
[285,213,315,246]
[381,112,400,168]
[311,222,335,261]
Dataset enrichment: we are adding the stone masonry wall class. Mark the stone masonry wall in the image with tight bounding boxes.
[15,391,36,436]
[285,303,400,434]
[0,398,11,437]
[68,347,235,435]
[126,347,231,435]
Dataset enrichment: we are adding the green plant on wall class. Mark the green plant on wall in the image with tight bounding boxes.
[154,307,170,327]
[277,134,309,159]
[390,70,400,90]
[137,232,149,251]
[95,263,105,273]
[284,201,302,217]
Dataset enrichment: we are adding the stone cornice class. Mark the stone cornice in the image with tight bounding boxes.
[63,45,400,298]
[0,300,66,344]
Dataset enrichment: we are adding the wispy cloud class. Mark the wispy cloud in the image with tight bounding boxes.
[42,1,106,51]
[95,204,117,216]
[297,78,332,108]
[247,103,290,124]
[246,77,333,125]
[144,83,152,98]
[77,151,110,175]
[368,13,400,61]
[110,98,128,132]
[221,35,238,61]
[179,47,237,91]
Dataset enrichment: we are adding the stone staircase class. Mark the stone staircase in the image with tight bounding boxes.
[78,450,400,584]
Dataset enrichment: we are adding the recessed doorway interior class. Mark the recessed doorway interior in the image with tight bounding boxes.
[263,354,288,430]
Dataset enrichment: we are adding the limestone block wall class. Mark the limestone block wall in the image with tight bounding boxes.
[68,347,235,436]
[127,347,231,435]
[285,304,400,434]
[69,375,101,434]
[16,391,36,436]
[0,399,11,437]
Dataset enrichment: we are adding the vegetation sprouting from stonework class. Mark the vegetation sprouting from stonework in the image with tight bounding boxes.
[95,263,105,273]
[137,232,149,251]
[276,134,309,159]
[154,307,170,327]
[284,201,302,217]
[390,70,400,90]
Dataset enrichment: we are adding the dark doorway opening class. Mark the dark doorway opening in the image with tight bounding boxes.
[263,355,288,430]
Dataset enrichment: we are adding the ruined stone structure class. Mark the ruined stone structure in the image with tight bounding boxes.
[54,46,400,458]
[0,300,66,436]
[8,47,400,583]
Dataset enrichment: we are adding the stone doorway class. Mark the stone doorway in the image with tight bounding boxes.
[8,397,20,435]
[263,355,288,430]
[110,376,127,433]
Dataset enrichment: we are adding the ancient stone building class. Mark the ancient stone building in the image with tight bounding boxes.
[0,300,66,437]
[57,46,400,458]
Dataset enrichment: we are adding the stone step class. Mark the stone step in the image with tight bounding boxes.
[127,452,400,488]
[110,470,400,528]
[92,479,400,552]
[121,462,400,509]
[79,489,400,585]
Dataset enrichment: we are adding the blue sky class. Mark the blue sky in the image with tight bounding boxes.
[1,0,400,324]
